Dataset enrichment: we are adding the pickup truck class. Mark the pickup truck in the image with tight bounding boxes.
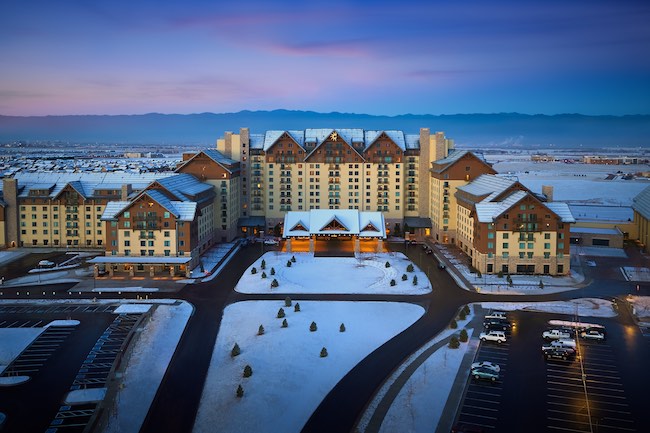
[542,329,572,340]
[542,339,577,352]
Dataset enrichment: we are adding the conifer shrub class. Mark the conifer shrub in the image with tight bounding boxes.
[463,305,470,315]
[413,275,418,285]
[271,267,276,275]
[258,324,265,335]
[402,273,408,281]
[251,267,257,274]
[294,303,301,312]
[291,255,296,263]
[277,307,285,318]
[236,384,244,398]
[310,321,317,332]
[477,270,482,278]
[497,270,503,278]
[539,280,544,289]
[271,278,279,288]
[450,319,458,329]
[339,323,346,332]
[449,336,460,349]
[459,329,469,342]
[231,343,241,357]
[281,318,288,328]
[243,365,253,378]
[261,259,266,270]
[285,297,292,307]
[407,263,414,272]
[458,310,466,320]
[261,271,267,279]
[287,260,292,267]
[385,261,391,268]
[320,347,328,357]
[390,279,396,286]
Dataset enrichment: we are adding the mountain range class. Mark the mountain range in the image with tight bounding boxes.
[1,110,649,149]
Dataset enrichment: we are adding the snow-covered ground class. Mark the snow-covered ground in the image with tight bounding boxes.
[481,298,617,317]
[193,300,424,433]
[437,245,585,294]
[0,328,43,375]
[627,295,650,321]
[235,252,430,294]
[621,267,650,282]
[104,301,193,433]
[190,241,239,279]
[357,311,475,433]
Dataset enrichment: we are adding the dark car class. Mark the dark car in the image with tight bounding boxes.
[425,247,433,254]
[543,346,576,361]
[438,262,446,270]
[483,319,512,332]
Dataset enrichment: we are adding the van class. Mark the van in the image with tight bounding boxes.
[38,260,56,268]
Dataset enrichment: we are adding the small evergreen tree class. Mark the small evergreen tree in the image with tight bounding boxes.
[310,321,317,332]
[539,280,544,289]
[477,270,482,278]
[450,319,458,329]
[271,267,275,275]
[508,278,514,287]
[459,329,469,342]
[458,309,466,320]
[261,271,267,279]
[294,303,301,312]
[407,263,414,272]
[281,318,288,328]
[287,260,292,267]
[413,275,418,285]
[231,343,241,357]
[402,273,408,281]
[463,305,471,315]
[340,323,346,332]
[284,297,292,307]
[243,365,253,378]
[291,255,296,263]
[448,336,460,349]
[251,267,257,274]
[390,279,396,286]
[385,261,391,268]
[320,347,328,357]
[236,384,244,398]
[271,278,279,288]
[261,259,266,270]
[277,307,285,318]
[258,324,265,335]
[497,270,504,278]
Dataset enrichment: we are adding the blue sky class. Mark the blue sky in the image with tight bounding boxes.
[1,0,649,116]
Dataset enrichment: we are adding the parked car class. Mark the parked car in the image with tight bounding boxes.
[483,319,512,332]
[263,238,280,246]
[38,260,55,268]
[471,361,500,373]
[580,329,606,341]
[542,329,573,340]
[543,346,576,361]
[542,338,577,351]
[471,366,499,382]
[485,311,508,320]
[437,262,446,270]
[479,330,506,344]
[425,247,433,254]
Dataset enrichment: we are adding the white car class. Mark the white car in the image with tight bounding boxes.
[485,311,508,321]
[263,238,279,246]
[580,329,606,340]
[479,330,506,343]
[471,361,500,373]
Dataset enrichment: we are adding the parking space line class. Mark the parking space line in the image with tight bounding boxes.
[598,424,636,431]
[459,412,497,420]
[463,404,499,412]
[463,397,501,405]
[547,425,591,432]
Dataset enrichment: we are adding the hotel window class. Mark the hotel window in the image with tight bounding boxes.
[558,242,564,249]
[527,252,534,259]
[528,243,534,249]
[488,232,494,239]
[519,252,525,258]
[164,211,170,218]
[124,211,130,218]
[502,252,509,258]
[487,242,494,249]
[519,242,525,249]
[544,252,550,259]
[544,243,550,249]
[544,233,551,239]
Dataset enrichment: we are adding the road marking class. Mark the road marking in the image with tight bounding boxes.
[459,412,497,420]
[547,425,592,432]
[463,404,499,412]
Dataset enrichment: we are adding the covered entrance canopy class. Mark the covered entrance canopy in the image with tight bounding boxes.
[283,209,386,238]
[87,256,192,277]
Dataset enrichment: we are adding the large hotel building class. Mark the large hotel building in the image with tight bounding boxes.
[0,127,574,276]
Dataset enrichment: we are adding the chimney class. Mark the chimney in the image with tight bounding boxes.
[542,185,553,202]
[121,184,132,201]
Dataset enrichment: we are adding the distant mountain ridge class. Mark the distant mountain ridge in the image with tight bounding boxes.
[1,110,648,149]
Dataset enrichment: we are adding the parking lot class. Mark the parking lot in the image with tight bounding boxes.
[453,311,647,433]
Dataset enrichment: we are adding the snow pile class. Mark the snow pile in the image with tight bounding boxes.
[627,296,650,320]
[193,301,424,433]
[481,298,617,317]
[235,252,430,294]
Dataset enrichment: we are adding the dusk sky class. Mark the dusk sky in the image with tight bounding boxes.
[1,0,649,116]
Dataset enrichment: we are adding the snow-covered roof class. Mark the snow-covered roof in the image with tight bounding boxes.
[155,173,213,200]
[570,227,622,235]
[474,191,528,222]
[457,174,516,201]
[262,130,306,151]
[283,209,385,238]
[632,186,650,220]
[545,203,576,223]
[88,256,192,264]
[364,130,406,151]
[569,205,633,222]
[101,201,131,220]
[201,149,238,167]
[405,134,420,149]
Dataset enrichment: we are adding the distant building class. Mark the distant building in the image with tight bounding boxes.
[632,186,650,252]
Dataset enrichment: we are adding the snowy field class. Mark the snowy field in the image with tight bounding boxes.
[357,311,475,433]
[235,252,430,294]
[487,158,649,206]
[193,300,424,433]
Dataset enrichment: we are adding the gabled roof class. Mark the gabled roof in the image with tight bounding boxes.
[176,149,238,174]
[475,190,528,223]
[154,173,212,200]
[632,186,650,220]
[320,215,349,231]
[144,189,180,218]
[282,209,385,238]
[457,174,518,202]
[263,130,305,151]
[364,130,406,151]
[431,150,493,174]
[303,129,365,161]
[52,180,87,200]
